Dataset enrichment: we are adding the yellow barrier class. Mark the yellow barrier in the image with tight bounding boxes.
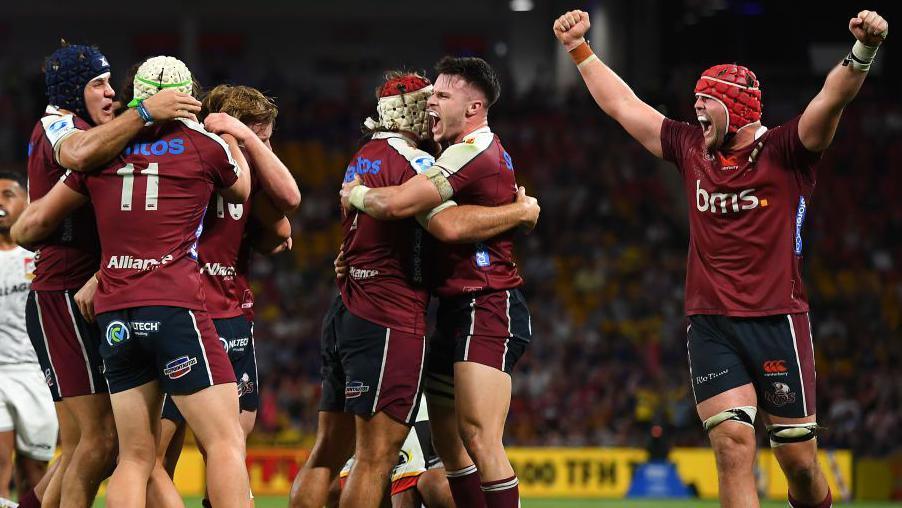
[167,446,854,500]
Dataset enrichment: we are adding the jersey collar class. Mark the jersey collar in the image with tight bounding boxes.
[371,131,416,144]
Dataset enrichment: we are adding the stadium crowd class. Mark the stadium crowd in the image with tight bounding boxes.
[0,59,898,457]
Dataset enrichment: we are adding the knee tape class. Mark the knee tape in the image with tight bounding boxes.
[766,423,819,448]
[703,406,757,432]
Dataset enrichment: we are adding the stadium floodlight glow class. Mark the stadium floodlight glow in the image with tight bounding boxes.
[510,0,533,12]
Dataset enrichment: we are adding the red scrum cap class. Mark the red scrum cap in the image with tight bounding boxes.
[378,74,431,97]
[694,64,762,134]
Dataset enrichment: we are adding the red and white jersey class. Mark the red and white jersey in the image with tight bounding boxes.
[0,247,37,366]
[63,119,240,314]
[428,127,524,298]
[339,132,433,336]
[661,115,820,317]
[26,106,100,291]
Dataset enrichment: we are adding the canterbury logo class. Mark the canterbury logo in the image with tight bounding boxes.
[763,360,787,373]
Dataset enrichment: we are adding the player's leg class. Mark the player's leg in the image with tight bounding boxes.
[40,402,79,508]
[416,468,455,508]
[338,305,426,508]
[697,384,759,508]
[425,318,484,508]
[145,400,186,508]
[0,429,12,499]
[228,316,259,507]
[105,380,167,507]
[749,314,829,507]
[58,394,117,507]
[163,308,246,508]
[290,297,358,508]
[689,315,760,508]
[450,289,531,508]
[33,291,115,508]
[340,412,410,508]
[7,367,57,499]
[453,361,518,505]
[391,485,422,508]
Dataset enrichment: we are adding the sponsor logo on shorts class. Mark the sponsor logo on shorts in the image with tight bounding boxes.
[349,266,380,280]
[220,336,249,353]
[163,356,198,379]
[238,372,255,396]
[345,380,370,399]
[130,321,160,337]
[44,368,54,387]
[105,320,130,346]
[763,360,788,376]
[695,369,728,385]
[764,382,797,407]
[107,254,173,271]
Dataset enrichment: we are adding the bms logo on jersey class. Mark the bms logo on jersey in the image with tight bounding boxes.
[695,180,768,214]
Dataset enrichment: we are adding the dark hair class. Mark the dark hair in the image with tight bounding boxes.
[0,171,27,192]
[434,56,501,108]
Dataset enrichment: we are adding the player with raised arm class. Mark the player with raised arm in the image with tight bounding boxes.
[13,55,251,508]
[292,70,537,508]
[148,84,299,508]
[0,172,57,507]
[23,41,201,508]
[553,8,888,508]
[340,57,532,508]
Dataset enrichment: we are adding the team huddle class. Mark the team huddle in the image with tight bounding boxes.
[0,6,888,508]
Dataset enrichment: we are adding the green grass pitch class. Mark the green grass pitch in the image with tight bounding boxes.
[135,498,900,507]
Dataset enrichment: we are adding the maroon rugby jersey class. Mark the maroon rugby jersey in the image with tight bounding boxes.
[661,115,820,317]
[429,127,524,298]
[197,167,258,320]
[63,119,240,314]
[339,132,433,335]
[26,106,100,291]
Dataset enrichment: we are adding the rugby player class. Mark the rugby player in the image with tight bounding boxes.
[553,8,888,508]
[13,55,251,507]
[332,395,454,508]
[149,84,298,508]
[293,70,537,508]
[340,57,532,508]
[0,172,57,506]
[23,41,201,508]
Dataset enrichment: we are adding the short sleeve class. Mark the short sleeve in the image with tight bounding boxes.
[200,133,240,189]
[40,114,82,165]
[770,116,822,171]
[661,118,699,170]
[61,170,89,196]
[431,135,495,195]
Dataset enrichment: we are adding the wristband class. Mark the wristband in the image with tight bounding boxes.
[568,40,595,66]
[136,101,155,124]
[843,40,879,72]
[349,185,371,211]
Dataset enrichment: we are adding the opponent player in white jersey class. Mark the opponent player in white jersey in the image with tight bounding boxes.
[0,172,57,506]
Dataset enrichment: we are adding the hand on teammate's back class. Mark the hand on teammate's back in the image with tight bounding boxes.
[74,274,98,323]
[204,112,255,143]
[516,186,540,233]
[339,176,361,215]
[141,88,201,123]
[849,10,889,46]
[553,10,591,50]
[334,247,348,279]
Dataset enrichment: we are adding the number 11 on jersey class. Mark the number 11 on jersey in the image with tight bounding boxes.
[117,163,160,211]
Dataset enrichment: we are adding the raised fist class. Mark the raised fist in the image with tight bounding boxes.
[850,10,888,46]
[553,10,591,51]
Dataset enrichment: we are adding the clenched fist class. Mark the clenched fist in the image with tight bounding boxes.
[850,10,888,46]
[553,10,591,51]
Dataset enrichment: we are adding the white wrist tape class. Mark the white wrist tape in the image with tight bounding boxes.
[349,185,371,211]
[844,40,880,72]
